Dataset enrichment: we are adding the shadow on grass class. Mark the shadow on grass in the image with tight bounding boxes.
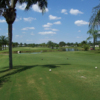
[0,63,70,87]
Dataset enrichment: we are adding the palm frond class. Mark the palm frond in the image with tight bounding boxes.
[18,0,47,13]
[0,0,11,16]
[89,4,100,29]
[86,36,92,41]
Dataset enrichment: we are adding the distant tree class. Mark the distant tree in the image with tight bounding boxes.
[70,43,74,47]
[66,42,71,46]
[12,42,18,47]
[24,43,27,47]
[0,36,8,50]
[81,41,87,45]
[87,29,100,50]
[0,0,47,69]
[32,43,35,47]
[59,41,66,47]
[47,41,55,49]
[55,44,59,49]
[19,43,23,47]
[88,41,92,46]
[35,44,39,47]
[75,42,78,47]
[40,43,46,47]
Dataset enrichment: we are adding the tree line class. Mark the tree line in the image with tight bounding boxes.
[0,35,100,50]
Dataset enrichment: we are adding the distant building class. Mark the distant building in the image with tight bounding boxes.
[95,45,99,47]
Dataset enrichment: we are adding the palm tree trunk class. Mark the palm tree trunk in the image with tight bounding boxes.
[8,24,13,69]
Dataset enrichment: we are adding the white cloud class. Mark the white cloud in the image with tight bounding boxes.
[54,21,61,25]
[23,17,36,22]
[15,35,19,37]
[0,19,6,23]
[43,23,53,27]
[49,15,61,20]
[15,18,22,22]
[61,9,68,14]
[70,9,83,15]
[38,31,56,35]
[75,20,89,26]
[16,2,49,12]
[16,3,26,10]
[76,36,81,38]
[44,28,59,31]
[22,27,35,30]
[32,3,48,13]
[6,33,8,35]
[52,29,59,31]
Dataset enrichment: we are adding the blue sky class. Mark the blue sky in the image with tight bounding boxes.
[0,0,99,44]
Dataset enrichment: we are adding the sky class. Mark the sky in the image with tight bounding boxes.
[0,0,99,44]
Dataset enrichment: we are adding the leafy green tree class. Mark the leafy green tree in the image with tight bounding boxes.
[87,29,100,50]
[55,44,59,49]
[24,43,28,47]
[66,42,71,46]
[81,41,87,46]
[12,42,18,47]
[32,43,35,47]
[75,42,78,47]
[59,41,66,47]
[19,43,23,47]
[39,43,46,47]
[0,0,47,69]
[47,41,55,49]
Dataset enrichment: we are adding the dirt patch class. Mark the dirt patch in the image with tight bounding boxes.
[46,76,49,79]
[81,76,86,79]
[28,79,35,85]
[39,78,43,80]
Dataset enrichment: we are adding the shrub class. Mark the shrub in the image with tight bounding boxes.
[83,45,89,51]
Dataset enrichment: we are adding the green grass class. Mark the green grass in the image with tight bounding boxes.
[0,47,64,53]
[0,51,100,100]
[0,47,52,53]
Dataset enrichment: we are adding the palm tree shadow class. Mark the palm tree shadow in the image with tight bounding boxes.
[42,64,70,68]
[0,63,70,87]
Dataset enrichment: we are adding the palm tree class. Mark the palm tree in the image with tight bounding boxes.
[0,36,8,50]
[0,0,47,69]
[89,4,100,29]
[87,29,100,50]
